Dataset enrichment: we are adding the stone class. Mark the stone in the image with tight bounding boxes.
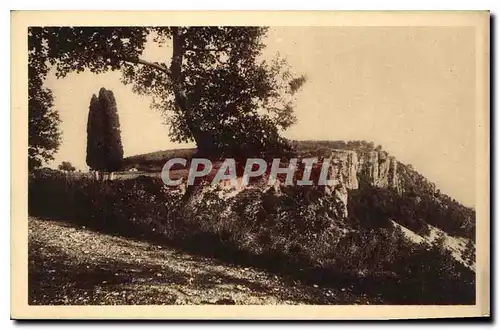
[358,150,399,190]
[329,150,359,190]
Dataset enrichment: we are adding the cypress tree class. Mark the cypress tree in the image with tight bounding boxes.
[86,94,102,171]
[86,88,124,173]
[99,88,124,172]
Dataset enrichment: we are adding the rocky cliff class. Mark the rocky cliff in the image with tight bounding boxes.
[328,150,359,190]
[329,149,400,192]
[324,149,401,220]
[359,150,400,191]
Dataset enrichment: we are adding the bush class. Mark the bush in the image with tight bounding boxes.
[28,168,181,239]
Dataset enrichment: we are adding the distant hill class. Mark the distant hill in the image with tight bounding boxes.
[122,140,380,171]
[122,148,197,171]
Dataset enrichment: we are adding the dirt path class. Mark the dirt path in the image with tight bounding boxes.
[28,217,363,305]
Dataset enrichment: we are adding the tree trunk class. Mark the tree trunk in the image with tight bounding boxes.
[170,27,215,156]
[170,28,218,206]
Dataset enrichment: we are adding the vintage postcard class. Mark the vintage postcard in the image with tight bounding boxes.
[11,11,490,319]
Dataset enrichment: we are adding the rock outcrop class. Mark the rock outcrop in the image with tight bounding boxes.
[314,150,359,220]
[327,149,401,192]
[304,148,402,220]
[323,183,348,219]
[329,150,359,190]
[320,149,401,219]
[359,150,400,191]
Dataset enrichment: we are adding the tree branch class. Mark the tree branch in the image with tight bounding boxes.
[122,57,170,74]
[97,51,170,74]
[184,47,231,52]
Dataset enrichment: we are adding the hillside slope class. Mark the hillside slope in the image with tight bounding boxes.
[29,217,375,305]
[390,220,475,270]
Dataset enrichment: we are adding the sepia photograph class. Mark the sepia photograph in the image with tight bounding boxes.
[11,10,490,319]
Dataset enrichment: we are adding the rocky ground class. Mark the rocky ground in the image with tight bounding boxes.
[28,217,371,305]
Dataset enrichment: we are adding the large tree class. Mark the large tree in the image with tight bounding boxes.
[86,88,124,172]
[28,29,61,171]
[29,27,306,159]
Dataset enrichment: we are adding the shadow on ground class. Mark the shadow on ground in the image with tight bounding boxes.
[28,218,364,305]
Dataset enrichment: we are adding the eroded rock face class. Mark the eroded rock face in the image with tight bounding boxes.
[323,183,348,220]
[376,151,390,187]
[364,151,379,185]
[318,149,401,219]
[359,151,400,191]
[322,148,401,191]
[388,156,399,191]
[329,150,359,190]
[311,151,354,220]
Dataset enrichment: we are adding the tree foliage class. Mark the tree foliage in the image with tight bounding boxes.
[86,88,124,172]
[29,27,306,159]
[58,161,76,172]
[86,95,102,171]
[28,28,62,171]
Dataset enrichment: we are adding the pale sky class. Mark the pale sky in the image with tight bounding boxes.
[44,27,476,206]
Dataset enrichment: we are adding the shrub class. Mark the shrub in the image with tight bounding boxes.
[28,168,181,239]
